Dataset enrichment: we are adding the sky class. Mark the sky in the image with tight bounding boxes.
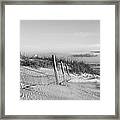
[20,20,100,54]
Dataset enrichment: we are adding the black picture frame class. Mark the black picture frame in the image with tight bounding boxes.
[0,0,119,119]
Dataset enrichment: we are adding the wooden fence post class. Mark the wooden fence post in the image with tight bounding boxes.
[52,55,59,85]
[65,64,70,76]
[60,61,64,74]
[60,61,66,82]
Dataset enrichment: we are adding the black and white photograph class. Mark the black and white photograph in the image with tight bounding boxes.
[20,20,100,100]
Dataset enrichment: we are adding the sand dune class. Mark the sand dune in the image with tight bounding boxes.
[20,66,100,100]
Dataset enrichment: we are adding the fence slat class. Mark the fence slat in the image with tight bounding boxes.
[60,61,67,84]
[65,64,70,76]
[60,61,65,75]
[52,55,59,85]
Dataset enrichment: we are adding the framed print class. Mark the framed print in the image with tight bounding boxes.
[0,0,119,119]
